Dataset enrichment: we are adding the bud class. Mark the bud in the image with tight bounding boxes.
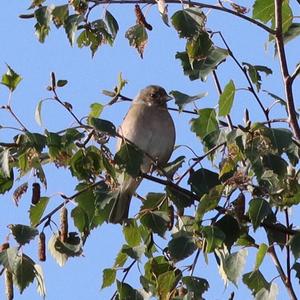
[60,207,68,242]
[38,232,46,262]
[167,205,174,230]
[5,269,13,300]
[31,183,41,205]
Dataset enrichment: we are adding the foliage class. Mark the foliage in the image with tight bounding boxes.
[1,0,300,299]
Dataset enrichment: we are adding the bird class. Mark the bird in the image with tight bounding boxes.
[109,85,176,224]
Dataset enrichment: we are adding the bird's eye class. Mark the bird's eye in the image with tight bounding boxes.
[150,93,156,98]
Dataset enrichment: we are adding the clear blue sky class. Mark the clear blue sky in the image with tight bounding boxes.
[1,1,299,299]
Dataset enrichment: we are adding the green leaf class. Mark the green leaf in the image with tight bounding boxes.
[89,117,116,136]
[248,198,274,231]
[8,224,38,245]
[64,14,84,46]
[161,156,185,178]
[266,223,287,249]
[57,79,68,87]
[292,262,300,284]
[255,282,278,300]
[170,90,207,111]
[125,24,148,58]
[188,168,220,198]
[195,185,223,222]
[190,108,218,139]
[218,80,235,116]
[105,10,119,39]
[71,206,87,232]
[243,270,270,296]
[114,143,143,177]
[88,103,103,119]
[182,276,209,298]
[262,154,288,177]
[0,168,14,194]
[166,186,194,209]
[168,231,197,262]
[117,280,144,300]
[121,244,146,261]
[254,243,268,271]
[29,197,50,227]
[217,248,248,287]
[140,211,169,237]
[114,250,128,268]
[282,23,300,45]
[52,4,69,28]
[242,63,272,92]
[289,232,300,260]
[1,64,22,92]
[123,219,142,247]
[252,0,274,23]
[201,226,225,252]
[215,214,240,251]
[0,247,18,271]
[101,268,116,289]
[171,8,206,38]
[157,270,180,299]
[34,5,53,43]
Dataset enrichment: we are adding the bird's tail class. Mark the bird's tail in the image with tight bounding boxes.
[109,175,141,224]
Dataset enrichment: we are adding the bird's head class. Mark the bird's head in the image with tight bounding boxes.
[135,85,172,107]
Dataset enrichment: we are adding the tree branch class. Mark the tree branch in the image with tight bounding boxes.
[274,0,300,140]
[89,0,275,34]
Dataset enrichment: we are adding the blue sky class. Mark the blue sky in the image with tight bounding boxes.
[1,1,299,299]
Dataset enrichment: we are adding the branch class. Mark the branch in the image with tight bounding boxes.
[290,63,300,83]
[274,0,300,140]
[89,0,275,34]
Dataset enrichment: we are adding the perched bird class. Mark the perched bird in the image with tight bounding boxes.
[109,85,176,224]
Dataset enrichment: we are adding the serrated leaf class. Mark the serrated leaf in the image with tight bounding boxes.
[161,156,185,178]
[121,244,146,261]
[105,10,119,39]
[170,90,207,111]
[190,108,218,139]
[282,23,300,45]
[140,211,169,237]
[123,219,141,247]
[117,280,144,300]
[289,231,300,260]
[255,282,278,300]
[34,5,53,43]
[219,80,235,116]
[248,198,273,231]
[9,224,39,245]
[29,197,50,227]
[216,248,248,287]
[168,231,196,262]
[182,276,209,298]
[34,264,46,297]
[101,268,116,289]
[125,24,148,58]
[89,117,116,136]
[1,64,22,92]
[157,270,179,299]
[252,0,274,23]
[52,4,69,28]
[114,143,143,177]
[243,270,270,296]
[254,243,268,271]
[64,14,84,46]
[201,226,225,252]
[0,247,18,271]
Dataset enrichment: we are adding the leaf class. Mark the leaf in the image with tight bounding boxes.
[0,247,18,271]
[243,270,270,296]
[117,280,144,300]
[242,63,272,92]
[190,108,218,139]
[89,117,116,136]
[188,168,220,198]
[88,103,103,119]
[1,64,22,92]
[161,156,185,178]
[101,268,116,289]
[114,143,144,177]
[34,264,46,297]
[29,197,50,227]
[201,226,225,252]
[252,0,274,23]
[218,80,235,116]
[255,282,278,300]
[282,23,300,45]
[123,219,142,247]
[51,4,69,28]
[34,5,53,43]
[168,231,197,262]
[254,243,268,271]
[171,8,206,38]
[121,244,146,261]
[170,90,207,111]
[292,262,300,284]
[248,198,274,231]
[196,185,223,222]
[182,276,209,298]
[0,168,13,194]
[105,10,119,39]
[57,79,68,87]
[140,211,169,237]
[8,224,39,245]
[156,0,169,26]
[125,24,148,58]
[157,270,180,299]
[64,14,84,46]
[266,223,287,249]
[217,248,248,287]
[289,231,300,260]
[215,214,240,251]
[35,99,46,126]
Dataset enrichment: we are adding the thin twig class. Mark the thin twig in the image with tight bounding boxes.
[290,64,300,83]
[89,0,275,33]
[190,249,200,276]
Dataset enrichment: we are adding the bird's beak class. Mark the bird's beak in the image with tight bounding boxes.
[165,95,173,102]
